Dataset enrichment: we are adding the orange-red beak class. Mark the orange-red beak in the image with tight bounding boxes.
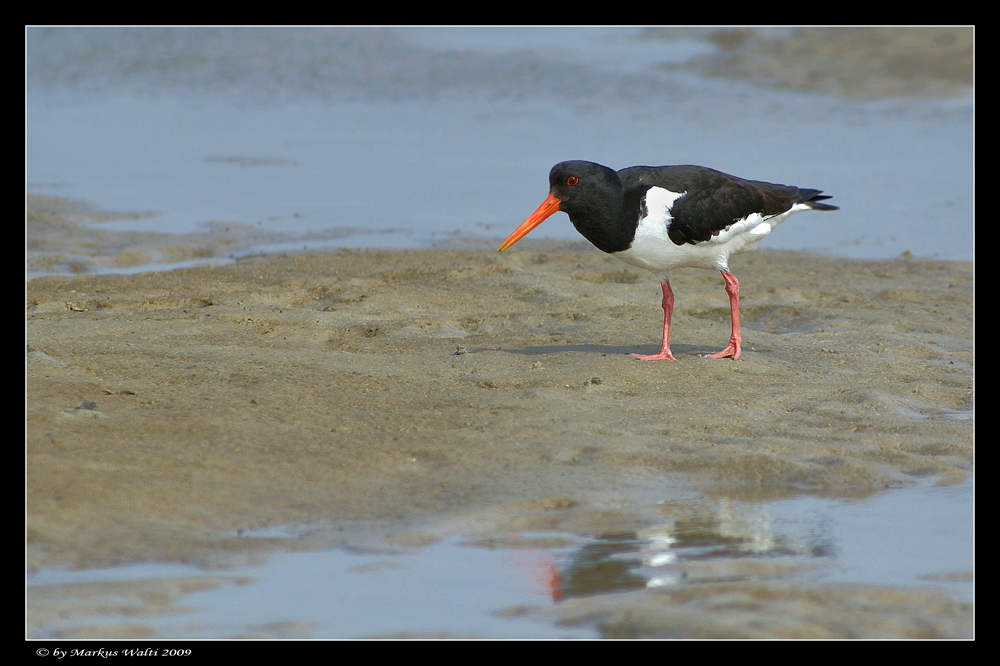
[498,192,562,252]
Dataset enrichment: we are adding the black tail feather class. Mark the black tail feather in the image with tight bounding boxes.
[802,192,838,211]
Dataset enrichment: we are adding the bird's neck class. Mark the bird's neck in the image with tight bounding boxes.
[564,190,639,254]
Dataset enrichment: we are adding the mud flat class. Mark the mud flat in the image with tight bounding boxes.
[27,241,973,637]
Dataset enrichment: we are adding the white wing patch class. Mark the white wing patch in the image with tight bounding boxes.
[710,213,769,244]
[710,202,812,245]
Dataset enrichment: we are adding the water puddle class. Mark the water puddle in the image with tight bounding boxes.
[27,479,971,639]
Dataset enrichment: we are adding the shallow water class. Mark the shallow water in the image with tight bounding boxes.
[26,26,973,278]
[27,478,972,638]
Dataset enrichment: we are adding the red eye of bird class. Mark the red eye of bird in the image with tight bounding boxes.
[567,176,579,186]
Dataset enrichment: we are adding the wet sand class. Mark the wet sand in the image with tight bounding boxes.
[27,219,973,637]
[658,26,974,98]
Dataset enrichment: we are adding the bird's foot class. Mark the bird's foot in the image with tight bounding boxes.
[703,341,741,360]
[631,350,677,361]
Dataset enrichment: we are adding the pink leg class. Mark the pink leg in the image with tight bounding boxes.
[704,271,741,360]
[632,278,677,361]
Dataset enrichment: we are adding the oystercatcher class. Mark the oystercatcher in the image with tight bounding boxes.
[498,160,838,360]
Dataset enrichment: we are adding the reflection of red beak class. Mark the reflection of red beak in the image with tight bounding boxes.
[497,192,562,252]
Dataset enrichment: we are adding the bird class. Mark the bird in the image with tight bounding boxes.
[498,160,838,360]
